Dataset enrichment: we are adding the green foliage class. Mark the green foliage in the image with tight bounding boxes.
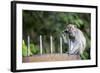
[30,44,39,54]
[22,40,32,57]
[22,40,27,56]
[80,51,90,60]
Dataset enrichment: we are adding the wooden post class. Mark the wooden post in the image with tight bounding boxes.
[27,35,30,56]
[50,35,53,54]
[40,35,43,55]
[60,37,63,54]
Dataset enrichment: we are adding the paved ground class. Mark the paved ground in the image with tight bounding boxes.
[22,54,81,63]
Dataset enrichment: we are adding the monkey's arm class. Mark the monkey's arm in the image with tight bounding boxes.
[61,33,68,44]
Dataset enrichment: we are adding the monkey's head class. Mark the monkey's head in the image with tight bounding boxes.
[64,24,76,34]
[62,24,78,39]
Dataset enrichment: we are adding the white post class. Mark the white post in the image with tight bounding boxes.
[60,37,63,54]
[40,35,43,55]
[27,35,30,56]
[50,35,53,54]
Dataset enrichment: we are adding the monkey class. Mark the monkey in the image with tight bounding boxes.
[61,24,86,55]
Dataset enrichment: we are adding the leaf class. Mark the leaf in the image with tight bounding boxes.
[22,40,33,56]
[30,44,39,54]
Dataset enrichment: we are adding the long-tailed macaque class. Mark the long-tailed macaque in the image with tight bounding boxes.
[62,24,86,55]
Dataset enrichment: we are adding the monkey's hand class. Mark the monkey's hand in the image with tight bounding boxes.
[68,41,80,55]
[61,33,68,44]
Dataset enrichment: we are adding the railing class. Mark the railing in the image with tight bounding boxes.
[27,35,63,56]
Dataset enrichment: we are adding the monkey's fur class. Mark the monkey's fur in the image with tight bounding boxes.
[62,24,86,55]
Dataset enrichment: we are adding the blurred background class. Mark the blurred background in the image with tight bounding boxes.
[22,10,91,60]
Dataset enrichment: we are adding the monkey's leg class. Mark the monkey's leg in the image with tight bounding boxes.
[68,49,79,55]
[68,42,80,55]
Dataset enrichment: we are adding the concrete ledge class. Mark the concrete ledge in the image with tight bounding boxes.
[22,54,80,63]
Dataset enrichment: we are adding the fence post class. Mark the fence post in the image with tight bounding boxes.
[50,35,53,54]
[27,35,30,56]
[40,35,43,55]
[60,37,63,54]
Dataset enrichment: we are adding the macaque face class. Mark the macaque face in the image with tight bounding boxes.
[64,24,76,37]
[66,24,76,32]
